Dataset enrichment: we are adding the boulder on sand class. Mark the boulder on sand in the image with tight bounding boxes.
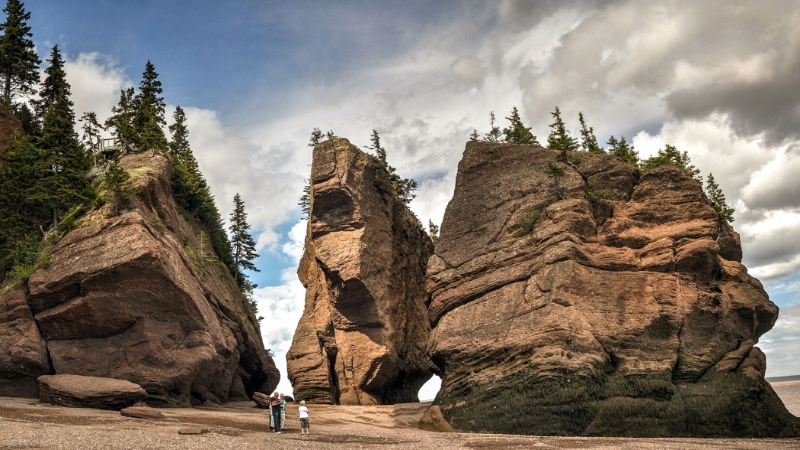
[38,374,147,410]
[253,391,271,408]
[418,405,454,432]
[121,402,165,420]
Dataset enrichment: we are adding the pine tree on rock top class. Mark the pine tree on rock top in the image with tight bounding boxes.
[133,60,167,153]
[484,111,502,143]
[705,173,735,223]
[578,112,602,154]
[503,106,539,145]
[105,87,137,153]
[369,129,417,205]
[640,144,701,184]
[79,112,104,166]
[547,107,578,152]
[607,135,639,166]
[37,45,94,231]
[0,0,40,104]
[229,193,260,290]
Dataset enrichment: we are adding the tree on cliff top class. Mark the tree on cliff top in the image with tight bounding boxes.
[640,144,702,184]
[36,44,94,231]
[484,111,502,143]
[705,173,735,223]
[607,135,638,166]
[168,106,235,275]
[578,112,602,154]
[503,107,539,145]
[105,87,137,153]
[547,107,578,152]
[369,129,418,205]
[133,61,167,153]
[229,193,260,290]
[0,0,40,105]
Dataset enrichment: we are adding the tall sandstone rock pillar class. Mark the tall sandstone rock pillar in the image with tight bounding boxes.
[427,142,800,437]
[287,138,433,405]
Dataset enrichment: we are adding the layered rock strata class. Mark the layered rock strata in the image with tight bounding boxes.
[427,142,799,437]
[287,138,433,405]
[0,152,279,406]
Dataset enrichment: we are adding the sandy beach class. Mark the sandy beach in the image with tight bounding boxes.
[1,384,798,450]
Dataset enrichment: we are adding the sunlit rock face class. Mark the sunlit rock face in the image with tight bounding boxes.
[427,142,799,437]
[287,138,434,405]
[0,153,279,406]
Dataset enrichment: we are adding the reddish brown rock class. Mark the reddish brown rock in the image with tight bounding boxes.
[286,138,433,405]
[252,391,271,408]
[0,285,51,397]
[0,152,279,406]
[38,374,147,410]
[418,405,454,432]
[121,401,165,419]
[427,142,799,437]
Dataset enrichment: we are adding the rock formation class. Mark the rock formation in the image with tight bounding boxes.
[0,152,279,406]
[427,142,800,437]
[287,138,434,405]
[38,374,148,409]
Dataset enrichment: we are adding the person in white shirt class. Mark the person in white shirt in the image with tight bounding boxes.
[298,400,310,435]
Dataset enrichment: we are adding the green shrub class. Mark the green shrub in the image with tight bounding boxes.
[516,208,541,235]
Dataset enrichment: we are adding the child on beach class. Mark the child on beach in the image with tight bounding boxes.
[299,400,310,435]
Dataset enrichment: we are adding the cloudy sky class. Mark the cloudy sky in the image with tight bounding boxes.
[26,0,800,395]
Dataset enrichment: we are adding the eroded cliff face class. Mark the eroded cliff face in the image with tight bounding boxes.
[0,152,279,406]
[427,142,799,437]
[286,138,433,405]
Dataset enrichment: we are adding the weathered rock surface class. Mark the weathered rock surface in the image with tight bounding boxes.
[38,374,147,410]
[287,138,434,405]
[0,285,51,397]
[120,401,166,419]
[252,391,271,408]
[427,142,800,437]
[0,152,279,406]
[418,405,454,432]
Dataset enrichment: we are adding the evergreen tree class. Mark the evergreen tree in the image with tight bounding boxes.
[484,111,502,143]
[105,87,137,152]
[0,136,46,275]
[0,0,39,104]
[469,128,480,142]
[229,193,260,289]
[705,173,735,223]
[369,129,417,205]
[133,61,167,152]
[167,106,235,274]
[503,106,539,145]
[639,144,701,183]
[547,107,578,152]
[79,111,104,166]
[427,219,439,244]
[607,135,639,166]
[167,106,189,159]
[309,127,323,146]
[578,112,602,153]
[37,45,94,231]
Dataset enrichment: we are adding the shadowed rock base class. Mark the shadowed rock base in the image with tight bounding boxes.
[436,371,799,437]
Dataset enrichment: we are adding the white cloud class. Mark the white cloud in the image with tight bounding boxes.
[64,53,130,124]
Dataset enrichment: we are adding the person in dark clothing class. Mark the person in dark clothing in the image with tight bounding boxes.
[271,392,283,434]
